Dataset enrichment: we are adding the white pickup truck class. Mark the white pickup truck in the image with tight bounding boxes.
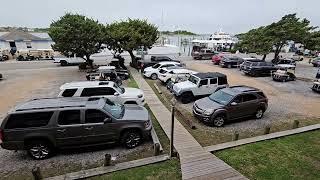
[54,57,86,66]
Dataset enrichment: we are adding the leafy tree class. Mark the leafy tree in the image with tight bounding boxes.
[237,13,318,60]
[104,19,158,66]
[48,13,103,66]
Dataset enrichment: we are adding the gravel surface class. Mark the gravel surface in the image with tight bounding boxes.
[0,62,153,179]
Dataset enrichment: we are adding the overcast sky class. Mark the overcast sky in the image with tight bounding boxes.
[1,0,319,34]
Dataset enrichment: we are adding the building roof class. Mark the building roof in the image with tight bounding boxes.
[0,30,49,41]
[194,72,226,79]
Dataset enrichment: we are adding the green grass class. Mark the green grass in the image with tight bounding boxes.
[215,130,320,180]
[89,158,181,180]
[126,72,139,88]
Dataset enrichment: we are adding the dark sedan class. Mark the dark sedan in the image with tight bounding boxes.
[311,57,320,67]
[219,56,244,68]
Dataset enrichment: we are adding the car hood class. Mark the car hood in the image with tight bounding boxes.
[122,88,143,98]
[121,105,149,121]
[174,81,197,90]
[195,97,224,111]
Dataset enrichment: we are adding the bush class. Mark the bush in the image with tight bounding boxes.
[78,62,87,70]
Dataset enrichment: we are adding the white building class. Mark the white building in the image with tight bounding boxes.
[0,30,53,52]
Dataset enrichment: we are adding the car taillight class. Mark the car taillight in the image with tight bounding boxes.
[0,129,3,143]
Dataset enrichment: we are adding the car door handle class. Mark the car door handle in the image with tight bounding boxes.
[57,129,66,133]
[84,127,93,130]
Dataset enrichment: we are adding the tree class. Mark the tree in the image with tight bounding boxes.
[236,13,318,60]
[48,13,103,66]
[104,19,158,66]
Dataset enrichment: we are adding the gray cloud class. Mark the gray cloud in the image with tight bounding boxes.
[1,0,319,34]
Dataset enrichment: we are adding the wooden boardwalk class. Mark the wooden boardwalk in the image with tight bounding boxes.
[130,68,247,180]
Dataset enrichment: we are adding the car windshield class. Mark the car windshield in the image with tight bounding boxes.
[188,75,199,85]
[152,64,161,68]
[209,90,234,105]
[113,83,125,94]
[103,99,124,119]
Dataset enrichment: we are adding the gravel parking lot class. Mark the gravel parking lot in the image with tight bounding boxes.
[0,61,153,179]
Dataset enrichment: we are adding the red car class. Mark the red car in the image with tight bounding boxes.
[212,54,225,65]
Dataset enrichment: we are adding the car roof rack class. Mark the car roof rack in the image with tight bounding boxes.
[16,105,86,111]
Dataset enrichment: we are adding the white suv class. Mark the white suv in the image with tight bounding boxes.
[143,61,182,80]
[58,81,145,105]
[158,68,198,84]
[172,72,228,104]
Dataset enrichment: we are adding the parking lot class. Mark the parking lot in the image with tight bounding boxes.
[0,61,153,179]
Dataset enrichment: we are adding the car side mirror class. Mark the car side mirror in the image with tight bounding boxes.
[114,92,120,96]
[104,117,112,124]
[231,102,238,106]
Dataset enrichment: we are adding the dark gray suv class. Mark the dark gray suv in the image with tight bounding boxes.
[0,97,152,159]
[193,86,268,127]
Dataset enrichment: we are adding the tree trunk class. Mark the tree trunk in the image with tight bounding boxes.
[128,50,137,68]
[262,54,267,61]
[85,54,93,68]
[274,43,284,60]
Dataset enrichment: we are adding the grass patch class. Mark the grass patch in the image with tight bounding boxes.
[126,71,139,88]
[215,130,320,180]
[89,158,181,180]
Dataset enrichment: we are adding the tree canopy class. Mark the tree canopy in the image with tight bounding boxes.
[236,13,319,60]
[48,13,103,65]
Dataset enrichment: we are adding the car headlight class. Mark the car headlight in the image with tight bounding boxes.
[203,109,214,115]
[137,94,143,98]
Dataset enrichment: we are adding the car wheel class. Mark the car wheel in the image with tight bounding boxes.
[213,115,225,127]
[121,130,142,149]
[60,61,68,66]
[255,108,264,119]
[150,73,158,80]
[27,140,53,160]
[180,92,193,104]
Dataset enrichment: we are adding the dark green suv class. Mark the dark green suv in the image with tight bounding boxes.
[0,97,152,159]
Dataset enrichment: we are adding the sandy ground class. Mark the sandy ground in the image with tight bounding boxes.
[0,62,152,179]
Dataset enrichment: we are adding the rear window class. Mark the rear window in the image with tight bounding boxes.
[5,112,53,129]
[257,92,266,98]
[62,89,77,97]
[218,77,228,85]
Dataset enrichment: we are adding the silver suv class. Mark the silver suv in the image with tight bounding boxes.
[0,97,152,159]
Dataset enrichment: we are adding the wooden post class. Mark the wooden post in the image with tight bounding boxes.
[154,143,160,156]
[232,131,239,141]
[292,120,300,129]
[104,154,111,166]
[32,166,43,180]
[264,126,271,134]
[170,106,175,158]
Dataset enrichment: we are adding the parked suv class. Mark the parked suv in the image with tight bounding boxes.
[219,56,244,68]
[172,72,228,104]
[242,61,277,77]
[158,67,197,84]
[143,61,182,80]
[58,81,145,105]
[193,86,268,127]
[0,97,152,159]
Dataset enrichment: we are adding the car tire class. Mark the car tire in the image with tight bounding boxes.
[60,60,68,66]
[150,73,158,80]
[255,108,264,119]
[212,115,225,127]
[180,92,193,104]
[121,130,142,149]
[26,140,53,160]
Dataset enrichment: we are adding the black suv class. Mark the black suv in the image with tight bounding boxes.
[242,61,277,77]
[193,86,268,127]
[0,97,152,159]
[219,56,244,68]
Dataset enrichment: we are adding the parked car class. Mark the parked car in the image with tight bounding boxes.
[138,56,180,71]
[239,58,264,71]
[0,73,2,80]
[166,70,198,91]
[193,86,268,127]
[53,57,86,66]
[172,72,228,104]
[272,64,296,82]
[219,56,244,68]
[0,97,152,159]
[242,61,277,77]
[311,80,320,93]
[272,58,296,66]
[212,53,230,65]
[311,57,320,67]
[192,49,216,60]
[291,54,303,61]
[58,81,145,105]
[158,67,197,85]
[143,61,182,80]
